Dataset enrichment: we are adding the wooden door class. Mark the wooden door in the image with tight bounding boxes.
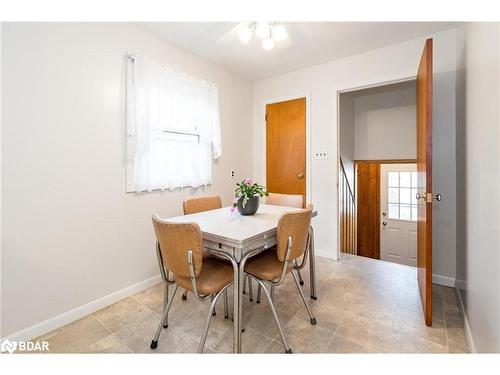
[355,162,380,259]
[266,98,306,202]
[416,38,433,326]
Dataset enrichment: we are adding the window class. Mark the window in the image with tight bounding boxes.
[387,171,418,221]
[126,55,221,193]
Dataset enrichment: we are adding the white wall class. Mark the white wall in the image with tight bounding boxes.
[252,29,457,282]
[339,93,355,188]
[455,22,500,353]
[1,23,253,338]
[353,81,416,160]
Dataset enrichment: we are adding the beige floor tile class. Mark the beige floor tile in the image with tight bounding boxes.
[280,315,334,353]
[212,326,273,354]
[243,302,295,340]
[326,334,376,353]
[446,320,469,352]
[93,296,155,333]
[337,313,392,352]
[178,303,234,353]
[393,309,448,346]
[44,316,110,353]
[336,313,393,352]
[387,331,449,353]
[316,279,356,311]
[80,334,132,353]
[296,298,346,333]
[263,340,287,353]
[348,294,398,326]
[113,310,200,353]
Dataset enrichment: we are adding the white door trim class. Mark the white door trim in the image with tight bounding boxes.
[334,74,417,260]
[261,93,312,204]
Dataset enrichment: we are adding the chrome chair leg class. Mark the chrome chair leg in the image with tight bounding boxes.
[297,269,304,286]
[210,295,216,316]
[224,289,229,319]
[199,285,230,353]
[243,275,247,295]
[182,289,188,300]
[270,285,275,302]
[292,271,317,325]
[256,284,262,303]
[253,278,292,353]
[162,283,169,329]
[248,277,254,302]
[151,284,179,349]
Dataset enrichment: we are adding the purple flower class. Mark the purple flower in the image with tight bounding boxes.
[244,177,253,185]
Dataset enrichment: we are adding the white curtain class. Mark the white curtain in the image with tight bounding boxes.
[127,55,221,192]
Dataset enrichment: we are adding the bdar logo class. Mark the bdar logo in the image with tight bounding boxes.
[1,339,18,354]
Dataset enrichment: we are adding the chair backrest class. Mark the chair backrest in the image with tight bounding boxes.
[152,215,203,278]
[276,205,313,262]
[183,196,222,215]
[266,193,304,208]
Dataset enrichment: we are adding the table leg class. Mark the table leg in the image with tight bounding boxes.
[237,262,245,352]
[222,256,240,353]
[309,226,317,300]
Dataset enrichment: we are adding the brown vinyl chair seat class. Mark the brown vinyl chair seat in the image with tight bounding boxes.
[244,247,293,281]
[175,257,234,296]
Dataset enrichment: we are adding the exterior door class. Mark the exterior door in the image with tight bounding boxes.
[417,38,434,326]
[266,98,306,202]
[380,164,418,267]
[355,162,380,259]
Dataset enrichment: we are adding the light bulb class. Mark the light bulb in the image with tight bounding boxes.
[262,37,275,51]
[255,22,270,39]
[238,25,252,43]
[272,24,287,42]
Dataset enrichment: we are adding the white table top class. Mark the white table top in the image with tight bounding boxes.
[163,204,307,245]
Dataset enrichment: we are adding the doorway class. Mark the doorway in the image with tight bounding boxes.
[337,38,434,326]
[338,78,418,264]
[380,163,418,267]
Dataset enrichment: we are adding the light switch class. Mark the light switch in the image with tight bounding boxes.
[314,152,328,160]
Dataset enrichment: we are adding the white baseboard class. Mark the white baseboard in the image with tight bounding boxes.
[315,248,338,261]
[455,285,476,353]
[2,274,162,342]
[432,274,456,287]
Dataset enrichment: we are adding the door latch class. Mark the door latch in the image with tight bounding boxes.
[416,192,442,202]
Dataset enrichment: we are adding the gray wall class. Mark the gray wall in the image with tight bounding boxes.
[455,22,500,353]
[353,81,417,160]
[1,23,253,338]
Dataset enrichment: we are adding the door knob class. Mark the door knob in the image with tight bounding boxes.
[416,192,442,202]
[297,173,304,179]
[382,221,387,226]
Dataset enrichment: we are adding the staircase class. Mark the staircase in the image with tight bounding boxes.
[339,158,356,254]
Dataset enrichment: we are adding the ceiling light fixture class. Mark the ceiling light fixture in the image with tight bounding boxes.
[238,22,288,51]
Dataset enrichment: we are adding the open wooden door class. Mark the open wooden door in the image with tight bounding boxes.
[416,38,433,326]
[266,98,306,203]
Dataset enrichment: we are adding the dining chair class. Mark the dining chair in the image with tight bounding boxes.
[243,205,316,353]
[183,195,222,215]
[266,192,304,208]
[181,195,223,303]
[252,193,305,303]
[151,215,234,353]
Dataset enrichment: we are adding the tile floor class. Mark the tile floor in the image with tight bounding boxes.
[34,254,469,353]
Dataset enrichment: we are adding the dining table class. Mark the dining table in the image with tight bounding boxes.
[164,203,318,353]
